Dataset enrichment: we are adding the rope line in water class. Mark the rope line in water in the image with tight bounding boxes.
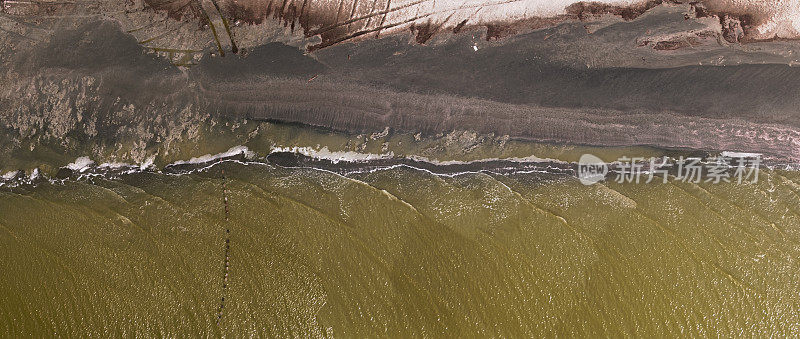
[217,170,232,323]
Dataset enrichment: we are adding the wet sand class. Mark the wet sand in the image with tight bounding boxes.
[2,20,800,165]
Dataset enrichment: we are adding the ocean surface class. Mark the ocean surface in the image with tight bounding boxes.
[2,123,800,336]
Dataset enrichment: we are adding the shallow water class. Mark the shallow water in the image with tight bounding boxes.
[2,158,799,337]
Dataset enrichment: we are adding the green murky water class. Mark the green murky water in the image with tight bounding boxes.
[2,158,800,336]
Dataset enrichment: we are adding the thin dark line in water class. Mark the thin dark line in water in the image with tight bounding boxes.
[217,169,232,323]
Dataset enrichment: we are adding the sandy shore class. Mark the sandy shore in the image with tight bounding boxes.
[2,20,800,163]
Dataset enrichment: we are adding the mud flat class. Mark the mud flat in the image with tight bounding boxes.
[3,18,800,167]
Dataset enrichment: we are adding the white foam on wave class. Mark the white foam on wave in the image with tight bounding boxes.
[1,169,41,187]
[271,146,394,164]
[140,155,156,171]
[268,144,575,166]
[406,154,569,166]
[66,156,94,172]
[99,162,132,169]
[95,155,157,171]
[171,146,255,166]
[2,170,19,180]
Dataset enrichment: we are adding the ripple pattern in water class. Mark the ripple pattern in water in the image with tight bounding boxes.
[1,162,800,336]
